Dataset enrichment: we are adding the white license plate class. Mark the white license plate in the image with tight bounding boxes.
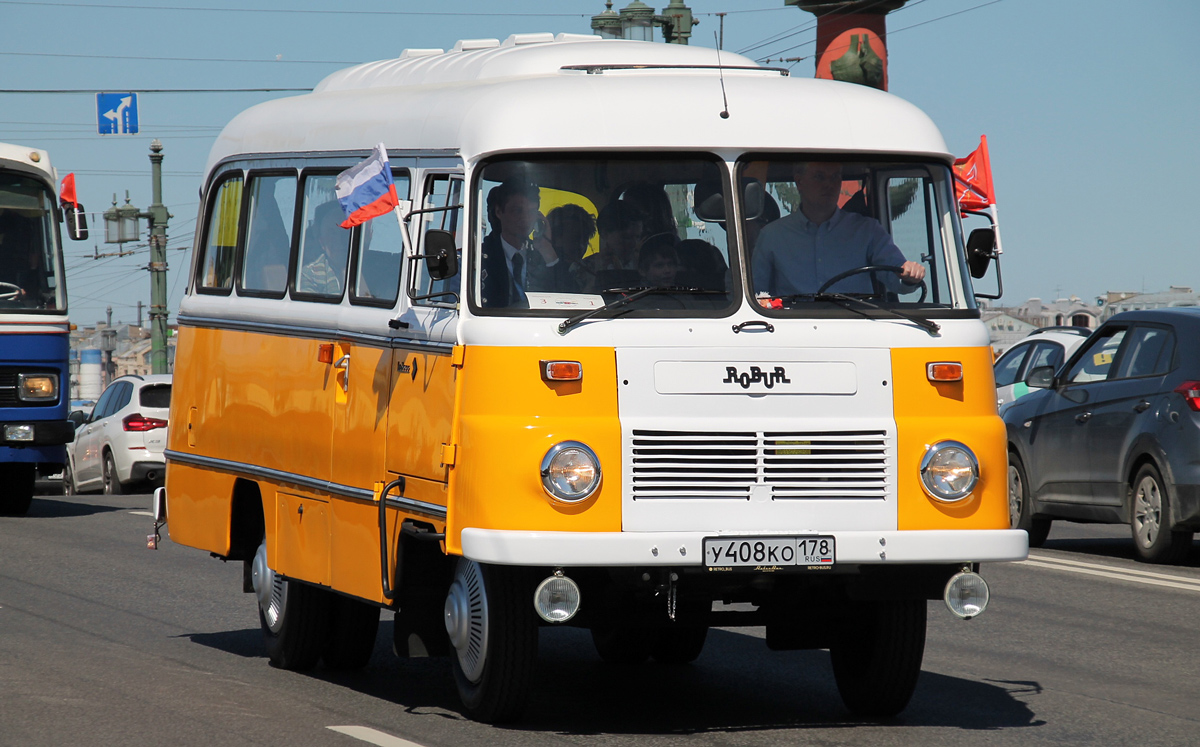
[703,536,836,568]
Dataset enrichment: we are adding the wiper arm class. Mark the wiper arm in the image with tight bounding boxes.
[557,286,719,334]
[812,292,941,335]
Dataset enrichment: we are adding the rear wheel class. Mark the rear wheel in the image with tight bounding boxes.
[649,625,708,664]
[446,559,537,723]
[102,452,124,495]
[829,599,927,718]
[1130,463,1193,564]
[321,594,381,670]
[61,458,76,496]
[0,464,35,516]
[1009,453,1050,547]
[251,538,330,670]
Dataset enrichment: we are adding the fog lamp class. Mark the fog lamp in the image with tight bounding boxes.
[4,424,35,442]
[920,440,979,501]
[18,374,57,401]
[533,571,581,623]
[541,441,601,503]
[944,570,990,619]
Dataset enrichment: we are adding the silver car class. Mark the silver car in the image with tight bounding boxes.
[64,374,171,494]
[994,327,1091,408]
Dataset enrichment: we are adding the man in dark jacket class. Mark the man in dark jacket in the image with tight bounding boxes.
[480,180,575,308]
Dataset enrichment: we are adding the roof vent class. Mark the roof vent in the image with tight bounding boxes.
[554,33,602,43]
[502,33,555,47]
[400,48,443,59]
[452,38,500,52]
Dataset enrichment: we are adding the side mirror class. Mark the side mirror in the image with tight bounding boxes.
[742,181,765,221]
[423,229,458,281]
[966,227,995,279]
[692,181,765,223]
[68,410,87,428]
[1025,365,1055,390]
[64,203,89,241]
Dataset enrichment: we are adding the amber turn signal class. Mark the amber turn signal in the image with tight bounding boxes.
[317,343,335,364]
[927,362,963,382]
[541,360,582,381]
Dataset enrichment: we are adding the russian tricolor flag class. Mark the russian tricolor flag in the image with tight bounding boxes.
[335,143,399,228]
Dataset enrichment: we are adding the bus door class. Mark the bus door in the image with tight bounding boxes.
[385,172,462,496]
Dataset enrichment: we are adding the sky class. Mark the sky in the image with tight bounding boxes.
[3,0,1197,326]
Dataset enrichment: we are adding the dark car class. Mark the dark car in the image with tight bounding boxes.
[1004,308,1200,563]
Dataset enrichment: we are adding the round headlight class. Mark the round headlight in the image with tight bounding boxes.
[920,440,979,501]
[944,570,990,619]
[541,441,601,503]
[533,572,581,623]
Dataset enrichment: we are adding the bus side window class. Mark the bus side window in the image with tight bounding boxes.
[411,173,463,306]
[351,170,410,306]
[293,174,351,300]
[198,175,243,293]
[241,173,296,296]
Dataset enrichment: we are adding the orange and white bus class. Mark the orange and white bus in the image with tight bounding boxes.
[162,34,1025,722]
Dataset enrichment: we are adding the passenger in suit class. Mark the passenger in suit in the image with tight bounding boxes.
[480,180,574,308]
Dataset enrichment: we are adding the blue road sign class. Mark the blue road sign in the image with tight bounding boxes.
[97,92,139,135]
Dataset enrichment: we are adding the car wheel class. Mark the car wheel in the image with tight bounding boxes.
[1009,453,1050,547]
[62,458,76,496]
[102,452,124,495]
[251,537,331,670]
[0,464,35,516]
[829,599,926,719]
[446,559,537,723]
[1130,463,1193,564]
[321,594,381,670]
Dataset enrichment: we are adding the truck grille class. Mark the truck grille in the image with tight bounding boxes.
[630,429,891,500]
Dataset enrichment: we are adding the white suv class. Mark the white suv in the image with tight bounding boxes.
[64,374,172,495]
[993,327,1091,408]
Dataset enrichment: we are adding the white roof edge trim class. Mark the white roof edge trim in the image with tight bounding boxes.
[453,38,500,52]
[555,33,601,43]
[400,48,443,59]
[502,33,555,47]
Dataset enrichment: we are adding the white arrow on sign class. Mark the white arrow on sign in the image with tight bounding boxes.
[103,96,132,134]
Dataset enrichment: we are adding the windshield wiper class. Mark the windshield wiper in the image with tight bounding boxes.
[557,286,720,334]
[806,292,941,335]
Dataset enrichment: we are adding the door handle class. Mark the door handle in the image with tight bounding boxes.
[1133,400,1151,413]
[334,354,350,392]
[1075,412,1092,423]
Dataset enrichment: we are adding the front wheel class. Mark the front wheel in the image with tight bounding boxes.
[102,452,124,495]
[1130,463,1193,564]
[829,599,927,718]
[0,464,35,516]
[1009,453,1050,547]
[251,538,330,670]
[62,458,76,496]
[446,559,537,723]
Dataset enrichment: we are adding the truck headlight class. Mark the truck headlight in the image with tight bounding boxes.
[541,441,601,503]
[18,374,58,402]
[920,440,979,501]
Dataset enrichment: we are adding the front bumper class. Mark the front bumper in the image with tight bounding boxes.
[461,528,1029,566]
[0,420,75,447]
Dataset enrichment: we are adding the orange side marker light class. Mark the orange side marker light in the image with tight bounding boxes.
[317,343,335,364]
[541,360,582,381]
[927,362,963,382]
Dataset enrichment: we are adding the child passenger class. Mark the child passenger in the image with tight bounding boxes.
[637,233,680,287]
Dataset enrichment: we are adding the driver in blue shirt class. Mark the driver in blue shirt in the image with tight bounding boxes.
[751,161,925,300]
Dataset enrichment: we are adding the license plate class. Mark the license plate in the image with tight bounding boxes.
[703,536,835,568]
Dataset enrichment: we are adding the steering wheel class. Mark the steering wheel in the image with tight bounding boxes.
[0,282,22,301]
[815,264,926,304]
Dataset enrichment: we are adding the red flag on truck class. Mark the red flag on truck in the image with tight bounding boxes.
[60,173,78,207]
[953,135,995,210]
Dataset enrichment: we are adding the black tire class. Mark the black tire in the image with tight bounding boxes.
[649,624,708,664]
[61,457,76,497]
[321,594,381,670]
[591,625,651,664]
[1130,463,1193,564]
[1009,453,1050,547]
[830,599,927,719]
[446,560,537,723]
[0,464,35,516]
[102,452,124,496]
[251,538,331,670]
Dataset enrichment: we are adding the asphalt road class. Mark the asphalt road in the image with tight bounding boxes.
[2,493,1199,747]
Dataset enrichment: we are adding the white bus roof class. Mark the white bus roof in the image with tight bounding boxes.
[0,142,56,184]
[205,36,950,180]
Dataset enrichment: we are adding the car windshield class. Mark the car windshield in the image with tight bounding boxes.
[0,173,64,312]
[471,154,736,318]
[737,156,972,313]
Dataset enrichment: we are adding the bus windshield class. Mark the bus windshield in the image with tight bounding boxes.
[0,172,64,312]
[738,156,973,313]
[472,154,736,317]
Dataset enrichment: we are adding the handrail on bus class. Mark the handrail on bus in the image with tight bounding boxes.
[378,477,406,600]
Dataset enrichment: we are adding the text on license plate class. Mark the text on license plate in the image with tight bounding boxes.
[703,536,835,567]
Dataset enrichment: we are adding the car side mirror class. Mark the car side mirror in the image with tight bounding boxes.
[423,229,458,281]
[64,203,89,241]
[1025,365,1055,389]
[68,410,87,427]
[966,227,995,279]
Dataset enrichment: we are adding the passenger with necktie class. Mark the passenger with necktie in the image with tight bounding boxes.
[479,179,575,308]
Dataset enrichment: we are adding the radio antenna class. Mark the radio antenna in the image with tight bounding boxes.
[715,32,729,119]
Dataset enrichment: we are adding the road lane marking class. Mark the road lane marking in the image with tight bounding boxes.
[1022,553,1200,593]
[129,510,154,517]
[327,726,426,747]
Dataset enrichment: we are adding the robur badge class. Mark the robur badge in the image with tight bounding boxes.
[723,365,791,390]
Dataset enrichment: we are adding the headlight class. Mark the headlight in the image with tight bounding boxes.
[18,374,58,402]
[919,440,979,501]
[541,441,601,503]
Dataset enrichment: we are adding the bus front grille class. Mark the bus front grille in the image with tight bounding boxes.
[630,429,891,500]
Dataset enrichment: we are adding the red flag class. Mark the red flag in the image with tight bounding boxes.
[60,173,78,208]
[953,135,995,210]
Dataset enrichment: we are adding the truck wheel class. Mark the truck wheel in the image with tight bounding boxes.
[0,464,35,515]
[1130,463,1193,564]
[830,599,926,718]
[251,537,330,670]
[1009,453,1050,547]
[321,594,380,670]
[649,624,708,664]
[102,452,124,495]
[446,559,536,723]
